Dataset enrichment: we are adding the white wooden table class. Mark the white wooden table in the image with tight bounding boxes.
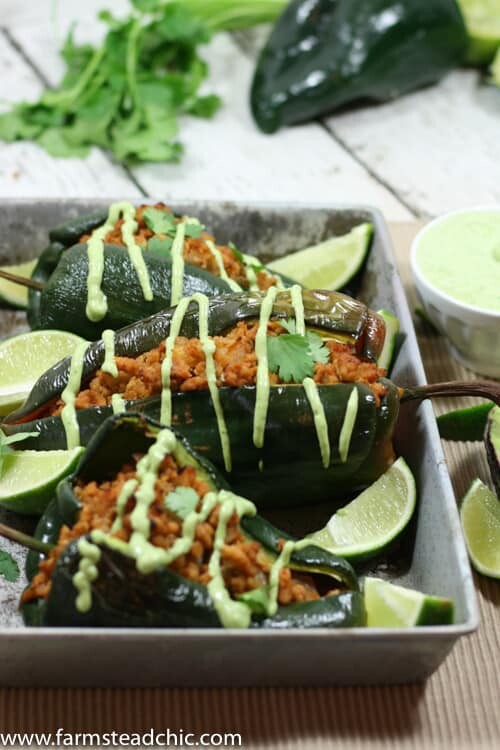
[2,0,500,218]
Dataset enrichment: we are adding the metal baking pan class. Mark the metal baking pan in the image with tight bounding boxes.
[0,199,478,687]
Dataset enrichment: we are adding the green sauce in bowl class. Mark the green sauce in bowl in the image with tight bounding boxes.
[414,209,500,313]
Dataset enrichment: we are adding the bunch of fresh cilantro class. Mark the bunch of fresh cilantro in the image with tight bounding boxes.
[0,1,222,163]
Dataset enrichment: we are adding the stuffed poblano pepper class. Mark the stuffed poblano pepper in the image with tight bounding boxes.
[22,413,364,629]
[3,288,398,509]
[251,0,467,133]
[27,201,294,338]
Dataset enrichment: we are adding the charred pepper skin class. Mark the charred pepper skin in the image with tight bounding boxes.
[22,413,363,629]
[2,291,395,509]
[251,0,468,133]
[27,210,295,337]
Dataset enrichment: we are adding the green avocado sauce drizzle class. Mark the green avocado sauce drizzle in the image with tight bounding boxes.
[160,294,232,472]
[61,339,89,449]
[206,240,242,293]
[339,387,359,463]
[101,329,126,414]
[253,286,278,448]
[170,221,186,306]
[85,201,153,322]
[73,427,317,627]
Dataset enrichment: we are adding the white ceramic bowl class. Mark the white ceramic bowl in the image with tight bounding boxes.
[411,207,500,378]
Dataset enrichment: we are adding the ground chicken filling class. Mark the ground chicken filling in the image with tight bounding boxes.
[44,321,386,417]
[80,203,278,291]
[22,453,325,609]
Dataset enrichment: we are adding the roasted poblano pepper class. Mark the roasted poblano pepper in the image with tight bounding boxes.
[251,0,468,133]
[27,204,294,338]
[4,289,398,509]
[23,413,364,629]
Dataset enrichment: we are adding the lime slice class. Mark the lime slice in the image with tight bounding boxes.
[364,577,454,627]
[437,402,493,442]
[458,0,500,64]
[307,457,416,561]
[491,45,500,83]
[460,478,500,579]
[377,309,399,372]
[0,330,87,416]
[0,447,83,515]
[267,223,373,290]
[0,260,37,309]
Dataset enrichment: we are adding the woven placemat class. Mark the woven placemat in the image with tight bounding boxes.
[0,223,498,749]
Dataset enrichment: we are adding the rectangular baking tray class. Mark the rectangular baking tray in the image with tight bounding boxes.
[0,199,478,687]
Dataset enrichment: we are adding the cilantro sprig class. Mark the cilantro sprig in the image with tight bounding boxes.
[0,3,222,164]
[144,208,205,258]
[267,318,329,383]
[0,548,20,583]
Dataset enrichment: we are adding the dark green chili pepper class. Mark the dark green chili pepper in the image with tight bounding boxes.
[3,290,393,509]
[22,413,364,629]
[251,0,468,133]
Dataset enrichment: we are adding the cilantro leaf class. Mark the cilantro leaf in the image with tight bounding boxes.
[307,331,330,365]
[143,207,177,236]
[147,236,173,258]
[0,548,20,583]
[267,334,313,383]
[237,586,271,615]
[165,487,199,519]
[0,430,39,478]
[184,222,204,239]
[278,319,329,365]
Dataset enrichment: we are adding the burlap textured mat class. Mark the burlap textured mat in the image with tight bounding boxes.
[0,224,498,749]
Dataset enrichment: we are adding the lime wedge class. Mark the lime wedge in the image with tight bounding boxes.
[0,447,83,515]
[0,260,37,309]
[377,309,399,372]
[0,330,87,416]
[267,223,373,290]
[460,478,500,579]
[458,0,500,64]
[437,402,493,442]
[364,577,454,627]
[307,457,416,561]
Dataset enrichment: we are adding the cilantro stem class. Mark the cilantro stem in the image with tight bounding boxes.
[126,17,142,110]
[176,1,287,30]
[0,523,53,555]
[42,44,106,109]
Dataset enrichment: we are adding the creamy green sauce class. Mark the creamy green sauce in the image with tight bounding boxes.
[119,202,153,302]
[338,388,359,463]
[85,201,153,322]
[290,284,305,335]
[415,210,500,311]
[206,240,242,292]
[160,296,192,426]
[253,286,278,449]
[73,538,101,613]
[193,292,232,472]
[101,329,118,377]
[302,377,330,468]
[266,537,311,617]
[206,490,256,628]
[61,340,88,449]
[111,393,126,414]
[170,221,186,306]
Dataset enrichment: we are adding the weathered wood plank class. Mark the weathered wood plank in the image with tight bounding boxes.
[5,8,412,218]
[328,71,500,217]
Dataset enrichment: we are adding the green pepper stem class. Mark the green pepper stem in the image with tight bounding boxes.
[0,522,53,554]
[401,380,500,405]
[0,270,44,291]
